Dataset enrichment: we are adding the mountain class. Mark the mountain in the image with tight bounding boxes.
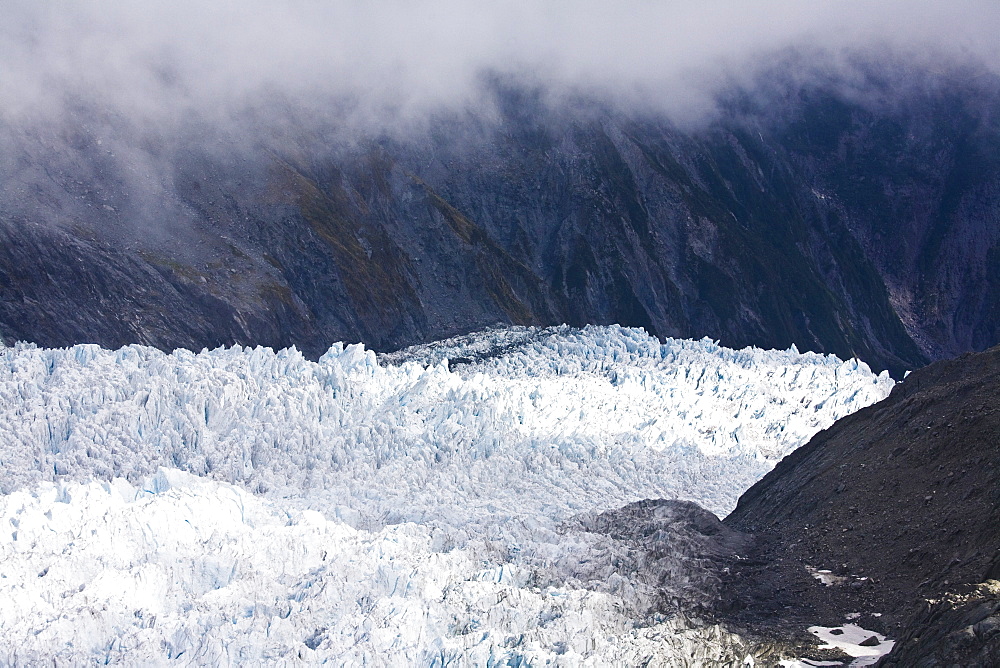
[2,63,999,376]
[722,343,1000,664]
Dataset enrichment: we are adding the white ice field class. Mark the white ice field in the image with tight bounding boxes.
[0,325,894,665]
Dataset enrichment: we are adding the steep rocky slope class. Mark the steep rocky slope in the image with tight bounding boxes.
[722,343,1000,663]
[1,64,999,375]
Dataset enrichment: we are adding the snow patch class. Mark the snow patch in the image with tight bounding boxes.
[808,567,848,586]
[809,624,895,666]
[807,566,870,588]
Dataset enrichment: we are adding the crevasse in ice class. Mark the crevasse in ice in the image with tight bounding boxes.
[0,325,893,664]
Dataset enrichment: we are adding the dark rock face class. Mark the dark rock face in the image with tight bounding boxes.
[722,344,1000,661]
[563,499,750,616]
[0,219,311,353]
[879,582,1000,667]
[554,500,813,665]
[1,66,999,374]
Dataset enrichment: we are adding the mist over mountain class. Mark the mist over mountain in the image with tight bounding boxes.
[4,1,999,128]
[2,64,999,377]
[1,2,999,374]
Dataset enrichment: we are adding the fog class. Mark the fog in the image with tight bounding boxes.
[2,0,999,133]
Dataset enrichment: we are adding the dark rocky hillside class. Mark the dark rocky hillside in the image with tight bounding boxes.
[722,343,1000,663]
[1,64,999,375]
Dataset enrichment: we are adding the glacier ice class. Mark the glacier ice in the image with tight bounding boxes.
[0,325,894,664]
[0,472,769,666]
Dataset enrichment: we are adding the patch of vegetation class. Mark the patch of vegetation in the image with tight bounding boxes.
[270,157,421,338]
[413,174,545,325]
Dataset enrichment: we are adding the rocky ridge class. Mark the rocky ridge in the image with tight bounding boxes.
[717,343,1000,664]
[2,64,999,376]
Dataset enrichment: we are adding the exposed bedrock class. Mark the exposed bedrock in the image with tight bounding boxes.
[712,344,1000,662]
[2,65,1000,376]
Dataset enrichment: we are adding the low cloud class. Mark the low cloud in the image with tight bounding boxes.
[2,0,998,133]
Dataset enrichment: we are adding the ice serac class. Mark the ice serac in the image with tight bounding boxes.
[0,325,892,517]
[0,475,773,666]
[0,326,892,664]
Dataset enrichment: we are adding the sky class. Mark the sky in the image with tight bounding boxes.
[1,1,999,132]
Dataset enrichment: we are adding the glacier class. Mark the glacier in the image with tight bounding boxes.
[0,325,894,665]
